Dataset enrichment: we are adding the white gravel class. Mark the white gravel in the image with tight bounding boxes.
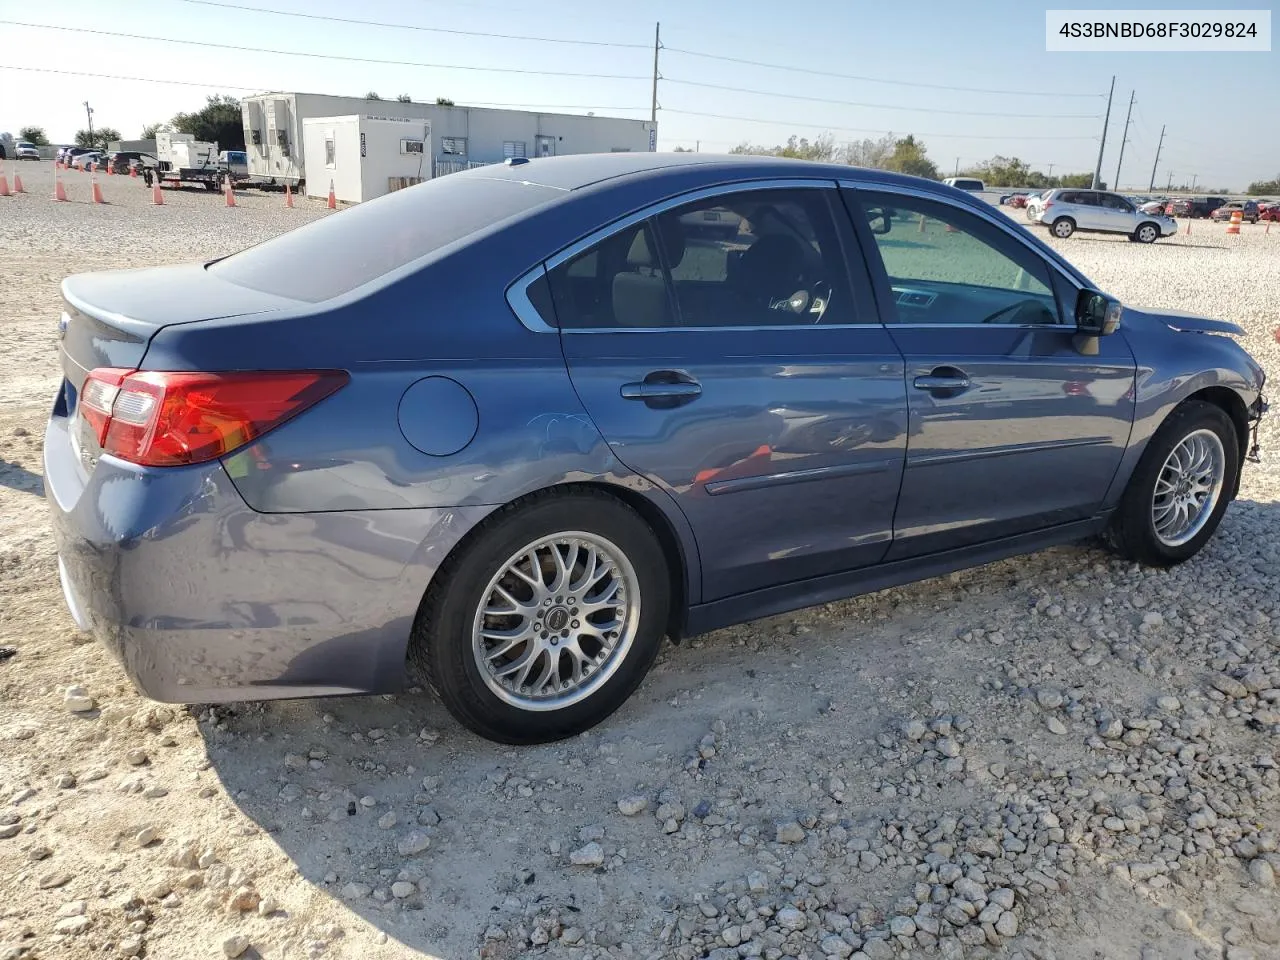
[1,160,1279,959]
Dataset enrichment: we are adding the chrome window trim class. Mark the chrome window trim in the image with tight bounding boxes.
[838,178,1089,292]
[506,177,842,334]
[505,264,557,334]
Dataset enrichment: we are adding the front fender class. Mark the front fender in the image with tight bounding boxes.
[1102,310,1264,509]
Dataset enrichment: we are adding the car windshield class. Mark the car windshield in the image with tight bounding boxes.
[209,174,563,303]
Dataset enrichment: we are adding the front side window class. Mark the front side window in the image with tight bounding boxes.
[540,187,856,330]
[1099,193,1132,211]
[854,190,1060,326]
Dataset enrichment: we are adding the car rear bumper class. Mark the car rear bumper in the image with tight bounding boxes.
[44,407,493,703]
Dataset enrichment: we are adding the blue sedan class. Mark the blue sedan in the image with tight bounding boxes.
[45,153,1267,744]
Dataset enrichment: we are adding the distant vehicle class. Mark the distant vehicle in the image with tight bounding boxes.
[1260,204,1280,223]
[72,152,104,171]
[151,131,225,190]
[1006,194,1030,209]
[1031,188,1177,242]
[943,177,985,192]
[218,150,249,179]
[58,146,94,166]
[1170,197,1227,219]
[15,141,40,160]
[1140,199,1169,215]
[1210,200,1259,224]
[0,132,14,160]
[108,151,158,174]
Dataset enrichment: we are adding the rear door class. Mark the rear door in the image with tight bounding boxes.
[1066,191,1105,229]
[842,184,1136,559]
[532,180,910,600]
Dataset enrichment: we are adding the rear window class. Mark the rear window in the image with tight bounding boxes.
[210,175,561,303]
[952,179,984,191]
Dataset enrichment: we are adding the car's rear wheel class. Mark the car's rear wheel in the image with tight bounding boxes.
[1134,223,1159,243]
[412,491,670,744]
[1107,400,1238,567]
[1052,217,1075,238]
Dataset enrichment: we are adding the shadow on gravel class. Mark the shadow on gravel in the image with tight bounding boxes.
[0,458,44,496]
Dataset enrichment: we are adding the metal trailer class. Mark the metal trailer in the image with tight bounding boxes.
[150,131,244,191]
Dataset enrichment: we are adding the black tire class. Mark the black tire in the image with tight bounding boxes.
[1107,400,1238,567]
[1051,217,1075,239]
[203,180,219,192]
[411,490,671,744]
[1134,222,1160,244]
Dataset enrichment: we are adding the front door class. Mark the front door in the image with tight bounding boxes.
[545,182,909,600]
[845,186,1136,559]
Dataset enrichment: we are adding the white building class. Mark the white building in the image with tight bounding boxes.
[302,116,433,203]
[242,92,656,195]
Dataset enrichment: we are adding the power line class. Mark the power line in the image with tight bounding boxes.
[0,20,650,80]
[0,65,647,113]
[662,78,1102,119]
[174,0,649,48]
[662,109,1101,141]
[662,47,1106,98]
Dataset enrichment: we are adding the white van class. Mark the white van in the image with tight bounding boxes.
[943,177,985,192]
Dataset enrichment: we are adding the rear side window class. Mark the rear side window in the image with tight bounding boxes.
[210,176,561,302]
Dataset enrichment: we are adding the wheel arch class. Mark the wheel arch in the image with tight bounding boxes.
[405,480,698,678]
[1186,386,1250,497]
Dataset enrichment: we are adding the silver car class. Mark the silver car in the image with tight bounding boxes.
[1029,188,1177,243]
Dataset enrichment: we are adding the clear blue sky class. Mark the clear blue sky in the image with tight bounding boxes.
[2,0,1275,189]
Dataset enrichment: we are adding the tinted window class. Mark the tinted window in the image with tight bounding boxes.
[543,188,856,329]
[952,179,984,191]
[210,176,561,302]
[856,191,1059,326]
[1099,193,1132,211]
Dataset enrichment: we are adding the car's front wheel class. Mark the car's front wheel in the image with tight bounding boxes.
[413,491,671,744]
[1051,217,1075,238]
[1134,223,1160,243]
[1107,400,1238,567]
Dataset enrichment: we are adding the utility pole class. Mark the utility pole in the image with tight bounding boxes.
[1166,171,1173,191]
[1047,161,1055,177]
[84,101,94,146]
[650,22,660,125]
[1092,75,1115,189]
[954,157,960,176]
[695,140,700,153]
[1113,90,1135,191]
[1190,173,1198,192]
[1148,124,1166,192]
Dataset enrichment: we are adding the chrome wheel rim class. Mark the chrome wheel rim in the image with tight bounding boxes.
[1152,429,1225,547]
[471,532,640,711]
[1054,220,1072,237]
[1139,225,1156,242]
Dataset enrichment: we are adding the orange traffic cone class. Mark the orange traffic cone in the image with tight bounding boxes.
[1184,220,1191,235]
[327,180,336,209]
[224,177,236,208]
[106,163,114,176]
[152,179,164,205]
[129,163,137,179]
[54,174,67,202]
[12,172,23,194]
[0,172,9,198]
[91,176,105,204]
[285,183,294,208]
[1226,210,1241,236]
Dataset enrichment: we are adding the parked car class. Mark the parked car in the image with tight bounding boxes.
[46,154,1267,744]
[1031,188,1177,242]
[1170,197,1228,219]
[71,151,104,171]
[1140,198,1169,215]
[943,177,985,193]
[15,141,41,160]
[108,151,158,175]
[58,146,94,166]
[1005,194,1030,209]
[1210,200,1260,224]
[1259,203,1280,222]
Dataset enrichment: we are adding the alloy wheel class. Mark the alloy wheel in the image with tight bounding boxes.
[471,533,640,711]
[1151,429,1225,547]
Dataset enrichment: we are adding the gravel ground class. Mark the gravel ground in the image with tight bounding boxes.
[2,160,1279,960]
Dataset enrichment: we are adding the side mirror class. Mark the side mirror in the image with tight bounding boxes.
[1075,289,1122,336]
[865,206,893,235]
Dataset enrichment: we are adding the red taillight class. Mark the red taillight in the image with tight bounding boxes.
[1043,201,1054,210]
[80,368,348,467]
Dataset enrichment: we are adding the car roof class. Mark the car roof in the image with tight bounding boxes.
[468,152,964,198]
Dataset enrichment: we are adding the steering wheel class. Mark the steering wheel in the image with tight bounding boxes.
[770,281,831,323]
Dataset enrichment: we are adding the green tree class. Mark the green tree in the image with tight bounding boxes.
[1246,177,1280,195]
[171,95,244,150]
[365,91,382,100]
[1058,172,1094,188]
[882,135,938,179]
[730,133,838,162]
[672,145,694,152]
[18,126,49,146]
[141,122,168,139]
[843,134,895,169]
[396,94,413,103]
[74,127,121,150]
[435,97,455,106]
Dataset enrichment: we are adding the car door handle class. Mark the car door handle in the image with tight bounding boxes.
[913,374,970,391]
[620,372,702,408]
